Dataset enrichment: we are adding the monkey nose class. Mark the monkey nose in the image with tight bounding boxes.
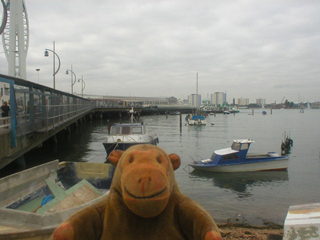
[138,177,152,194]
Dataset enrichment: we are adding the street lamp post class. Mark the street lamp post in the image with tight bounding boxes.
[78,75,86,97]
[66,67,77,94]
[44,41,61,89]
[36,68,40,83]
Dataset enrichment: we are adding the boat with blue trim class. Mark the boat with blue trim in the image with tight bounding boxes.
[188,114,206,125]
[189,139,288,172]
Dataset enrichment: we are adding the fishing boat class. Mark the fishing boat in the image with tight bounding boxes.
[189,139,288,172]
[0,160,114,239]
[188,114,206,125]
[188,73,206,125]
[103,107,159,157]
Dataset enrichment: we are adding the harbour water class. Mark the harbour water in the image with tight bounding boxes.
[2,108,320,226]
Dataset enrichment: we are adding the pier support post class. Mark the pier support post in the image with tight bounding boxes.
[65,126,71,134]
[14,155,26,170]
[52,134,57,144]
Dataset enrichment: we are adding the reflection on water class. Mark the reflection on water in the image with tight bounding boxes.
[189,170,289,196]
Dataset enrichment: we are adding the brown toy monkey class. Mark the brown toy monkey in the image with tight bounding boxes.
[51,144,222,240]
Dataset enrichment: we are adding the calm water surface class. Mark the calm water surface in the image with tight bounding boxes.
[3,109,320,226]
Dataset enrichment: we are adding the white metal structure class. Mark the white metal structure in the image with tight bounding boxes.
[1,0,29,79]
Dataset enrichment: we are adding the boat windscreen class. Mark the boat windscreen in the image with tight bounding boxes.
[122,126,131,134]
[241,143,249,150]
[231,142,241,150]
[110,126,121,135]
[210,152,216,159]
[132,126,143,134]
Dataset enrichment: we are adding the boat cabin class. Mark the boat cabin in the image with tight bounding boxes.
[110,123,147,135]
[210,139,254,164]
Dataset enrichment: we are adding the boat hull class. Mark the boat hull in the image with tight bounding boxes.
[190,158,288,172]
[188,119,206,125]
[103,138,159,155]
[0,161,114,239]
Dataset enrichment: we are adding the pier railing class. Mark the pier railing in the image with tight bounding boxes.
[0,74,94,147]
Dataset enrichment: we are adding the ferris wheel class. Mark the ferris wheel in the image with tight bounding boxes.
[1,0,29,79]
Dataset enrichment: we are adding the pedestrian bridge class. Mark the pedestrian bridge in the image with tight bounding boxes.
[0,74,144,170]
[0,74,196,170]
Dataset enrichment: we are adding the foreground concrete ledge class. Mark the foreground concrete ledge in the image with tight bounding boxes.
[283,202,320,240]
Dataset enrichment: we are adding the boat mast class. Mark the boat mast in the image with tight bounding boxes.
[196,72,198,109]
[129,107,134,123]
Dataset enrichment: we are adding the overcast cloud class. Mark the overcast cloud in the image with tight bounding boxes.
[1,0,320,103]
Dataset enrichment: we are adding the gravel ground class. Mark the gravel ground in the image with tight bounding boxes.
[218,223,284,240]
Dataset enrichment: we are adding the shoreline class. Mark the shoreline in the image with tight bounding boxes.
[217,223,283,240]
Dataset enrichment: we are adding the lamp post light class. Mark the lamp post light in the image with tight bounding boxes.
[36,68,40,83]
[78,75,85,98]
[44,41,61,89]
[66,67,77,94]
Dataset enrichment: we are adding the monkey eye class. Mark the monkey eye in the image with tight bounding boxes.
[157,158,162,164]
[129,158,134,163]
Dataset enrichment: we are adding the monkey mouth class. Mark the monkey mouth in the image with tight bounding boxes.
[124,187,168,199]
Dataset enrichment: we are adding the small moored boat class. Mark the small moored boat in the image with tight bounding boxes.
[188,114,206,125]
[188,73,206,126]
[103,108,159,157]
[189,139,288,172]
[0,160,114,239]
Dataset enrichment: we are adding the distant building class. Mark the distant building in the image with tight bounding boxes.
[166,96,178,104]
[188,94,201,107]
[256,98,266,105]
[211,92,226,106]
[238,97,249,106]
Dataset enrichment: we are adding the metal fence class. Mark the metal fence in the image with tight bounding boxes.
[0,74,94,146]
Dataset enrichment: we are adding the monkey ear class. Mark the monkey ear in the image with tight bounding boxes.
[108,150,124,166]
[168,153,181,171]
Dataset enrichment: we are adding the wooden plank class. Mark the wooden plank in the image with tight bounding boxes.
[16,197,43,213]
[73,162,113,179]
[45,179,65,197]
[36,180,102,214]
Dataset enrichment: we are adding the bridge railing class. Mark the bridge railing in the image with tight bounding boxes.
[0,117,10,129]
[0,74,94,147]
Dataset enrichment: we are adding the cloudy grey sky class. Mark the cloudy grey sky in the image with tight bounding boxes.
[1,0,320,103]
